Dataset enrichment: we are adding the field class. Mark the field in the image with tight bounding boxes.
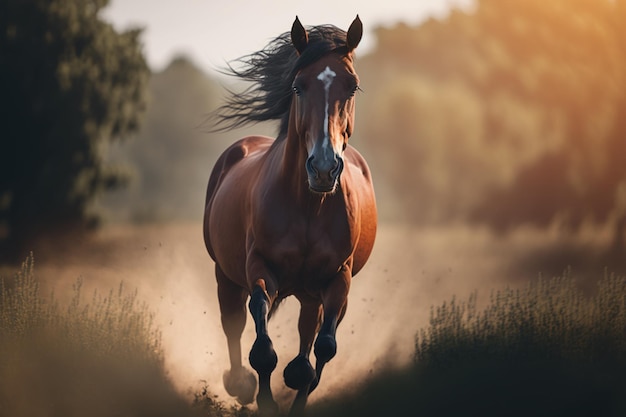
[1,222,624,416]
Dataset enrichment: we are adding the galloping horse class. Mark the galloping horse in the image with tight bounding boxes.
[203,16,377,415]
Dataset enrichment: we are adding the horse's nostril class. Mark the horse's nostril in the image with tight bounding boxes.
[331,157,344,178]
[306,156,318,178]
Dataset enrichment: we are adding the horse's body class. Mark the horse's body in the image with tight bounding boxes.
[203,16,376,415]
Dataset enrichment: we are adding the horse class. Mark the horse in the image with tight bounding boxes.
[203,15,377,415]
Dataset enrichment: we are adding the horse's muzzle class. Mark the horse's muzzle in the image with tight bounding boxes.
[306,155,343,193]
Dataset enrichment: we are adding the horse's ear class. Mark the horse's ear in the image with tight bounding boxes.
[291,16,309,55]
[346,15,363,52]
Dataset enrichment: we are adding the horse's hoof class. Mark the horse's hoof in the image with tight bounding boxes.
[314,334,337,363]
[284,355,315,390]
[250,334,278,374]
[223,367,257,405]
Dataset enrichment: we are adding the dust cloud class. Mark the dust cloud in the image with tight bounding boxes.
[30,221,611,410]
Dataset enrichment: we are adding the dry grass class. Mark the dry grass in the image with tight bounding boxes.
[416,269,626,366]
[0,254,208,417]
[5,226,624,416]
[309,270,626,417]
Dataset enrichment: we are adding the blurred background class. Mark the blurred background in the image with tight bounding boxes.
[2,0,624,268]
[1,0,625,408]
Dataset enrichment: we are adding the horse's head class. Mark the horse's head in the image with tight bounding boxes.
[290,16,362,194]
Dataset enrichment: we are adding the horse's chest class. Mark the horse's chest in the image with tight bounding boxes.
[257,216,353,282]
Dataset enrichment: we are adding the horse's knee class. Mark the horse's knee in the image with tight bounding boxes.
[314,334,337,364]
[249,334,277,374]
[284,354,316,390]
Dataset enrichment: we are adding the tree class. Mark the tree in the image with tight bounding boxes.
[469,0,626,253]
[0,0,148,261]
[356,0,626,253]
[101,56,229,224]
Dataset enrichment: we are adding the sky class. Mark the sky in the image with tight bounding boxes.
[101,0,474,74]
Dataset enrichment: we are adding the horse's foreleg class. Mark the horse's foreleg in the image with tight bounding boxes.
[310,268,351,393]
[284,300,322,415]
[248,278,279,414]
[215,265,256,405]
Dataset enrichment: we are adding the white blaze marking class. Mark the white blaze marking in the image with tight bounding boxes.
[317,66,336,150]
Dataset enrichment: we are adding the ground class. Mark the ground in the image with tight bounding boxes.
[18,221,622,409]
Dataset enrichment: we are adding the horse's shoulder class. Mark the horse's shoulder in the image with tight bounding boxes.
[345,144,372,180]
[224,135,274,167]
[205,136,274,207]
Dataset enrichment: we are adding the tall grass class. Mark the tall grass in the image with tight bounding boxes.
[9,255,625,416]
[416,269,626,367]
[309,270,626,417]
[0,254,187,417]
[0,254,260,417]
[0,254,252,417]
[1,254,162,360]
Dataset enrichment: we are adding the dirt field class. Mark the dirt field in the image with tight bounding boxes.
[27,222,620,409]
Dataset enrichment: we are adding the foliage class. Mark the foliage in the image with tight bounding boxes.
[308,271,626,417]
[356,0,626,251]
[0,0,149,260]
[101,56,228,223]
[99,56,274,224]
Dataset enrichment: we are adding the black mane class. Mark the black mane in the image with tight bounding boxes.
[212,25,351,137]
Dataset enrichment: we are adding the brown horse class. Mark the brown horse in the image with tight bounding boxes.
[203,16,376,415]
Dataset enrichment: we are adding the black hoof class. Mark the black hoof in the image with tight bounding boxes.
[314,334,337,363]
[284,355,316,390]
[250,334,278,374]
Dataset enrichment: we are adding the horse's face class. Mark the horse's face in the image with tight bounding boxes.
[290,17,362,194]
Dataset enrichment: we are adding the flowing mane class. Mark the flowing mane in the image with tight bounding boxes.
[214,25,352,137]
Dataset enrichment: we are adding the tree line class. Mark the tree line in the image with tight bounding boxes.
[1,0,624,262]
[357,0,626,252]
[1,0,148,261]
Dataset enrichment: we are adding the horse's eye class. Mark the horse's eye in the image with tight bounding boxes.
[292,86,302,96]
[349,85,361,97]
